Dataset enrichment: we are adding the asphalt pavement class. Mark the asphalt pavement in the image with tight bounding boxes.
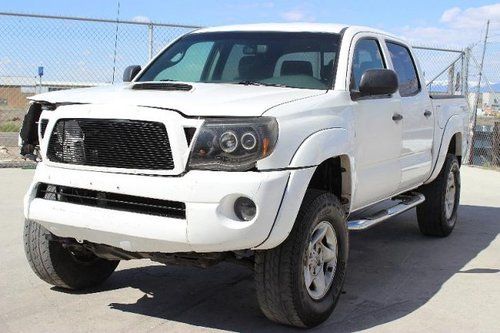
[1,166,499,332]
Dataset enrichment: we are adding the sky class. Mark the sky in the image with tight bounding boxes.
[0,0,498,86]
[0,0,498,45]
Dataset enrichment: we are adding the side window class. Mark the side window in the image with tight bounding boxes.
[351,39,385,90]
[153,41,214,82]
[386,42,420,97]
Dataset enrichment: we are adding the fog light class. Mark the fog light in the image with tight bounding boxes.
[234,197,256,221]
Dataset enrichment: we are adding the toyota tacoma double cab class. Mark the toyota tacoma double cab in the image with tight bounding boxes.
[20,23,468,328]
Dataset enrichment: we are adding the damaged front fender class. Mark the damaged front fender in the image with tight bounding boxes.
[19,102,43,160]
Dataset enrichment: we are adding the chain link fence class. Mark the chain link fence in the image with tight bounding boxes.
[0,12,199,153]
[412,46,467,96]
[467,32,500,169]
[413,42,499,169]
[0,12,498,168]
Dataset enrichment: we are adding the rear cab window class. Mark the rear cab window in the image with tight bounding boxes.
[386,42,421,97]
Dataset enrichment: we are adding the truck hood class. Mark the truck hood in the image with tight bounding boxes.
[29,82,325,117]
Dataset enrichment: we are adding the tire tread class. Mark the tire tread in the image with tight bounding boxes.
[417,154,460,237]
[23,220,118,290]
[255,190,347,327]
[23,220,70,288]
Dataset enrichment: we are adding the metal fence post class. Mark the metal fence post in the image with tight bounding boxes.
[148,24,154,60]
[447,63,455,95]
[462,47,473,163]
[493,122,500,167]
[463,48,470,98]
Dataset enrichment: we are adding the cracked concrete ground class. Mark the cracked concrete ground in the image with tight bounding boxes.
[0,166,499,332]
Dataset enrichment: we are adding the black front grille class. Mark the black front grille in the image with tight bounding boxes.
[47,119,174,170]
[36,183,186,219]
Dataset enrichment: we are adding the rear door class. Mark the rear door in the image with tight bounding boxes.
[384,41,434,189]
[349,35,402,210]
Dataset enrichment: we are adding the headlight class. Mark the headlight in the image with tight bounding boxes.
[188,117,278,171]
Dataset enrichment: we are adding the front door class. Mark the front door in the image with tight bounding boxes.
[349,36,402,210]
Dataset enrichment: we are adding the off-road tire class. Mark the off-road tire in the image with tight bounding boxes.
[24,219,119,290]
[255,190,348,328]
[417,153,461,237]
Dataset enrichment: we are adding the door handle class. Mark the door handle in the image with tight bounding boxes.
[424,110,432,117]
[392,113,403,121]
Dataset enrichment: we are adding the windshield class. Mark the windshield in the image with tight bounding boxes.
[138,32,340,90]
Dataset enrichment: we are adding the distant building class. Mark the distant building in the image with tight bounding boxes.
[0,77,103,111]
[467,92,500,116]
[481,92,499,116]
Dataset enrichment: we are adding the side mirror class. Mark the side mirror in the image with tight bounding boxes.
[358,69,398,97]
[123,65,141,82]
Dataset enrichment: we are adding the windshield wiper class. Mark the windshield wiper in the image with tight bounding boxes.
[237,80,290,88]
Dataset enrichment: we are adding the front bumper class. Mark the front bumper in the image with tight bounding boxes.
[25,163,297,253]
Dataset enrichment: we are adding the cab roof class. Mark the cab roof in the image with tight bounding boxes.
[192,23,404,43]
[194,23,349,34]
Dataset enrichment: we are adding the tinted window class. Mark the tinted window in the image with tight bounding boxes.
[139,32,340,90]
[386,42,420,97]
[351,39,385,90]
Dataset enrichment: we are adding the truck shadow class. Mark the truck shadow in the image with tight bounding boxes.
[96,204,499,332]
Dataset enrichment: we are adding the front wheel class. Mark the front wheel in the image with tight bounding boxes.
[417,153,461,237]
[255,190,348,328]
[24,220,119,290]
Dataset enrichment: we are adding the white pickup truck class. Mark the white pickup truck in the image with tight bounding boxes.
[20,23,468,327]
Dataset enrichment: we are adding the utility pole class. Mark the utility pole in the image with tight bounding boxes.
[469,20,490,164]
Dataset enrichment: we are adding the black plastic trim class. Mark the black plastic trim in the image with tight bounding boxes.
[36,183,186,219]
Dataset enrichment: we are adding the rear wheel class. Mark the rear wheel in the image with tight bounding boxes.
[255,190,348,328]
[417,153,461,237]
[24,219,119,290]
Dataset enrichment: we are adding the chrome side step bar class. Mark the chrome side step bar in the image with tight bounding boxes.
[348,193,425,231]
